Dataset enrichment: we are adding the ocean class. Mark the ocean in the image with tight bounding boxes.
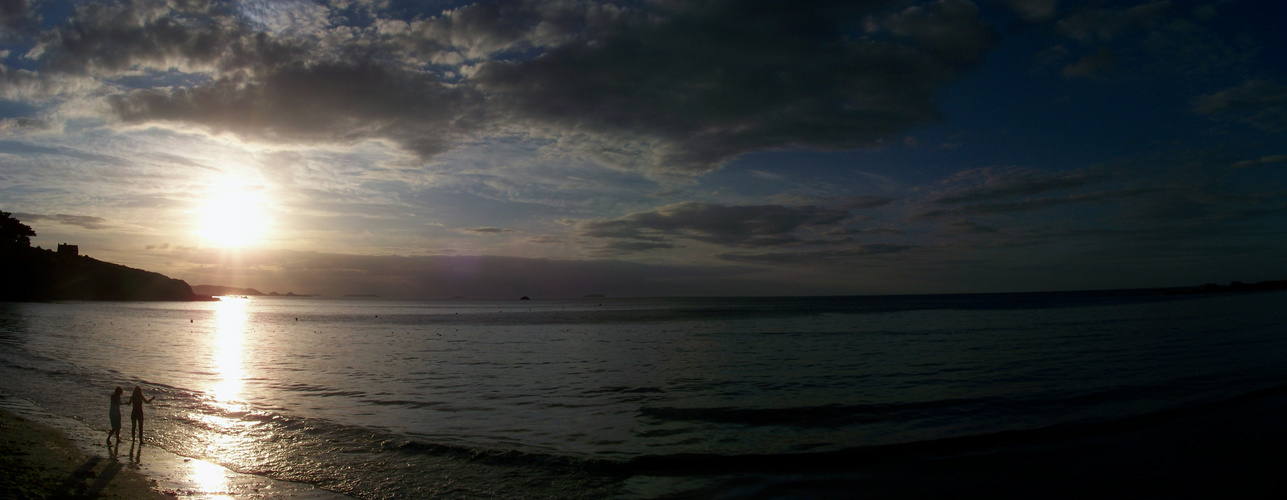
[1,290,1285,498]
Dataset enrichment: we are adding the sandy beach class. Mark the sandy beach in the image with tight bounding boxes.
[1,408,167,499]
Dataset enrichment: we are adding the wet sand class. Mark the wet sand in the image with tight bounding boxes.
[0,395,348,499]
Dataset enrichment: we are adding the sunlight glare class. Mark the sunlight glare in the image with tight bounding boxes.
[197,185,271,248]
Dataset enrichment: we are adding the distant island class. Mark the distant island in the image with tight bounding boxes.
[1,212,211,302]
[192,285,264,296]
[192,285,317,297]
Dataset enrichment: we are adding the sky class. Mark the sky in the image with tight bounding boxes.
[0,0,1284,298]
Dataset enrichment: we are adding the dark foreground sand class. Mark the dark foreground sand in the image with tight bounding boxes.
[1,409,169,499]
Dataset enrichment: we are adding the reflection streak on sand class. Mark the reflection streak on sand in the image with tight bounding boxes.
[191,459,234,499]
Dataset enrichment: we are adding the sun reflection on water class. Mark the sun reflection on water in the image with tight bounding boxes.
[191,296,259,491]
[212,297,247,404]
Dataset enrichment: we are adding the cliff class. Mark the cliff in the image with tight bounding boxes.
[0,246,213,302]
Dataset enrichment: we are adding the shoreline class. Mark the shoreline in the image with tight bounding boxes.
[0,394,349,499]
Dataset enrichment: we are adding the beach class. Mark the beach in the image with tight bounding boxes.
[1,408,165,499]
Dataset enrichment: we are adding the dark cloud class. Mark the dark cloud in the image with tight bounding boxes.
[579,201,850,248]
[109,59,488,156]
[718,243,914,264]
[0,0,34,32]
[1193,80,1287,133]
[13,212,111,229]
[1055,1,1173,43]
[821,226,904,237]
[1230,154,1287,169]
[475,0,996,171]
[525,235,564,244]
[460,227,514,234]
[590,240,676,254]
[942,188,1164,216]
[1000,0,1059,22]
[945,219,997,233]
[931,166,1110,205]
[0,116,55,134]
[1061,46,1115,78]
[20,0,1000,172]
[33,0,235,75]
[841,195,896,209]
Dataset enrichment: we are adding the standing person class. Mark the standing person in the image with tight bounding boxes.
[106,387,124,449]
[128,386,154,443]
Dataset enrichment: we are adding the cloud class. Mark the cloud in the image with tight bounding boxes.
[1231,154,1287,169]
[1000,0,1060,22]
[459,227,514,234]
[30,0,239,76]
[0,116,55,135]
[1055,1,1173,44]
[525,235,564,244]
[474,0,997,172]
[578,201,850,248]
[12,212,111,229]
[930,166,1110,205]
[944,219,997,233]
[718,243,914,264]
[841,195,895,209]
[1061,46,1115,78]
[108,58,489,157]
[0,64,96,100]
[15,0,1001,174]
[1193,80,1287,132]
[924,187,1163,217]
[0,0,34,32]
[590,240,676,255]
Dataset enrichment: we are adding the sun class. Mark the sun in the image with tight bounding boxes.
[197,186,271,248]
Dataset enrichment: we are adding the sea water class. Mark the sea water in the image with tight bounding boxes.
[1,291,1285,498]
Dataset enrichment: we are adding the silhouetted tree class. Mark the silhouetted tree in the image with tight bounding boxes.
[1,210,36,249]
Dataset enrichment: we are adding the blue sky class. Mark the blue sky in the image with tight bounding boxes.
[1,0,1284,297]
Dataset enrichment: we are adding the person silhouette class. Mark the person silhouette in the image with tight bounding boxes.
[106,387,124,452]
[127,386,154,443]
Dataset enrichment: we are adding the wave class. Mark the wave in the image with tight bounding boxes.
[638,398,989,428]
[622,383,1287,475]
